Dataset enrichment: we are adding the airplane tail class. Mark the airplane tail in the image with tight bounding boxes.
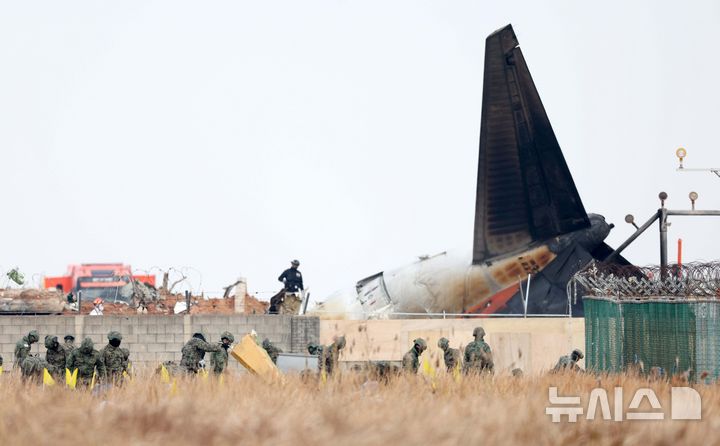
[470,25,630,316]
[472,24,589,265]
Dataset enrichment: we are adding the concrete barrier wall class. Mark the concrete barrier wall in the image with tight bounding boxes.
[320,318,585,374]
[0,315,319,370]
[1,316,583,374]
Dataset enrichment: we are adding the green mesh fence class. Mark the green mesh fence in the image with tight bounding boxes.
[584,297,720,381]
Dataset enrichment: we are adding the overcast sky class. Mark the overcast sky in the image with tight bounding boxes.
[2,1,719,302]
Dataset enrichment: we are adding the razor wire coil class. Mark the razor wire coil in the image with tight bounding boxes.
[573,261,720,301]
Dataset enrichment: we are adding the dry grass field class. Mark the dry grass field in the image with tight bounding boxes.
[0,370,718,446]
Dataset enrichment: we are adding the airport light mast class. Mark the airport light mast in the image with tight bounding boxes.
[675,147,720,178]
[607,149,720,278]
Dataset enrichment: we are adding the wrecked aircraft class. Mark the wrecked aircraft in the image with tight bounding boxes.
[307,24,628,319]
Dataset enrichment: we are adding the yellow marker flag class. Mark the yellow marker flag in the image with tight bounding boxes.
[320,369,327,384]
[122,371,131,382]
[421,359,436,378]
[421,359,437,390]
[219,374,224,386]
[43,368,56,387]
[169,379,178,397]
[0,366,3,375]
[200,369,209,381]
[453,363,462,383]
[66,368,78,389]
[160,364,171,383]
[90,369,97,390]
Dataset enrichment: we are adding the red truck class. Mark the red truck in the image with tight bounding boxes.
[43,263,155,304]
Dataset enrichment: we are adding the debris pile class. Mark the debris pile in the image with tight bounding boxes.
[120,280,160,306]
[1,279,270,316]
[244,294,270,314]
[0,289,65,314]
[72,293,269,315]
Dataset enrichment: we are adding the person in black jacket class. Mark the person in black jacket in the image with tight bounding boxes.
[278,260,303,292]
[269,260,304,314]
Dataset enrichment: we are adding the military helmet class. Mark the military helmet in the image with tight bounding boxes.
[28,330,39,343]
[437,337,449,349]
[64,334,75,342]
[80,337,94,353]
[414,338,427,351]
[220,331,235,343]
[44,335,58,349]
[572,348,584,360]
[107,331,123,341]
[336,335,346,349]
[192,333,206,342]
[307,343,320,355]
[473,327,486,339]
[291,259,300,266]
[262,338,271,348]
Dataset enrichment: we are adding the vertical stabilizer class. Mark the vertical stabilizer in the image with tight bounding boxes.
[472,25,589,264]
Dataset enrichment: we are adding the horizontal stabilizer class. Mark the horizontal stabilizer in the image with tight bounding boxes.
[591,242,631,265]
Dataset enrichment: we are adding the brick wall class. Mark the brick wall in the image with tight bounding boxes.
[0,315,319,370]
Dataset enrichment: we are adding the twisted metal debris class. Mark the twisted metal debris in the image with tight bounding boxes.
[572,261,720,300]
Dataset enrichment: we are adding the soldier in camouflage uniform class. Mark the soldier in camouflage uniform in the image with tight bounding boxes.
[20,356,50,382]
[463,327,494,375]
[370,361,400,381]
[402,338,427,374]
[437,337,461,372]
[262,338,283,365]
[321,336,346,375]
[211,331,234,375]
[307,343,324,374]
[180,333,222,374]
[14,330,39,369]
[63,335,76,353]
[553,349,584,373]
[66,337,106,385]
[307,343,323,357]
[101,331,130,383]
[44,335,66,377]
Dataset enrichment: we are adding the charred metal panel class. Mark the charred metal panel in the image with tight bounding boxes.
[355,272,393,313]
[473,24,589,264]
